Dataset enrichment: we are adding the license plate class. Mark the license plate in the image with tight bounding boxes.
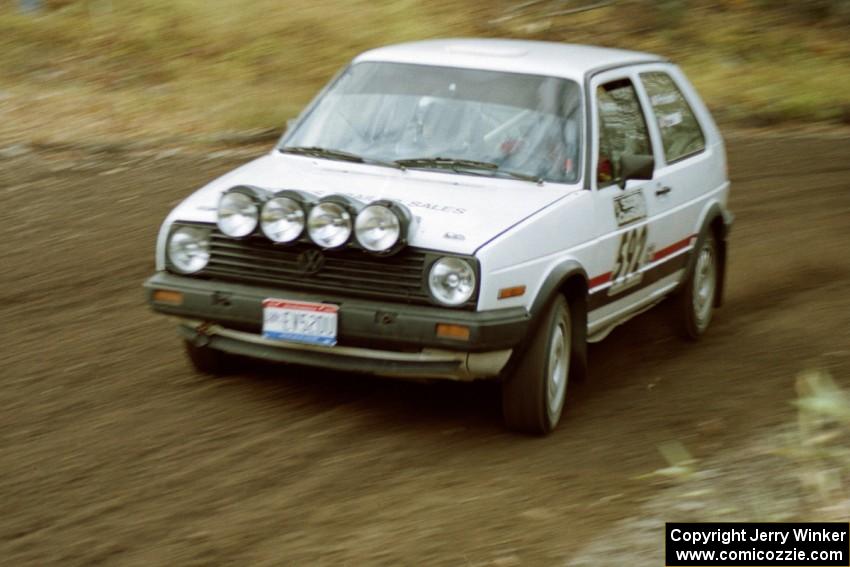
[262,299,338,346]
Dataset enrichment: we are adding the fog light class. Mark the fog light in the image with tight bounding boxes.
[436,323,470,341]
[153,290,184,305]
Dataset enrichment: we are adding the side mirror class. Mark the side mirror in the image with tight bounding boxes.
[618,154,654,189]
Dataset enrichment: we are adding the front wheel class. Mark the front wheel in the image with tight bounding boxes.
[673,232,719,340]
[502,295,573,435]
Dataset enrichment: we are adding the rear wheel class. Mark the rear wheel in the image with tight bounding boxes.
[183,339,236,376]
[673,232,718,340]
[502,295,573,435]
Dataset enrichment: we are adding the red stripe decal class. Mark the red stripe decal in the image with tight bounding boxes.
[589,272,612,288]
[652,235,695,262]
[590,235,694,290]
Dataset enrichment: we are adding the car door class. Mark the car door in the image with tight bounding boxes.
[586,69,667,336]
[633,66,719,281]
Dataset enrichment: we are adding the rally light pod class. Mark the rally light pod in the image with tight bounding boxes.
[216,185,269,238]
[307,194,364,250]
[354,199,413,255]
[260,189,317,244]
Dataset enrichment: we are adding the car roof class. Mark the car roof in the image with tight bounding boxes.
[354,38,665,82]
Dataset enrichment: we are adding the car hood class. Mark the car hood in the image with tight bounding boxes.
[170,152,577,254]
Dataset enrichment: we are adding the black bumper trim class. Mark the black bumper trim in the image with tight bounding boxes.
[178,326,465,378]
[145,272,529,352]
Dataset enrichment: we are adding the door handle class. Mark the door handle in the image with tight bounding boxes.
[655,186,672,196]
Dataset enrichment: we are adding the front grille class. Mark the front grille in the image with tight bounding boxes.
[197,231,476,308]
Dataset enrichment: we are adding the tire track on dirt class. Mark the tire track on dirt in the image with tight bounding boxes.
[2,136,850,565]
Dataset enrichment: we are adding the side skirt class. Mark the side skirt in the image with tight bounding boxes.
[587,269,684,342]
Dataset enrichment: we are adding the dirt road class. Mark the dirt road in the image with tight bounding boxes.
[1,136,849,565]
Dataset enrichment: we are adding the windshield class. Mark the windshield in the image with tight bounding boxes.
[282,62,583,184]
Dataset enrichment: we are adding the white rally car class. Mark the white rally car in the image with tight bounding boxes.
[145,39,732,434]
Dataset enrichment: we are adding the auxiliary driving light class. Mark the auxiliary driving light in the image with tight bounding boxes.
[261,195,306,243]
[307,196,359,249]
[354,203,403,252]
[217,187,261,238]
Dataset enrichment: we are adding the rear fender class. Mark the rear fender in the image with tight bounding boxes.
[684,202,732,306]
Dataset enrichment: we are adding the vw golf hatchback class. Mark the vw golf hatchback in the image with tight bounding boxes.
[145,39,732,435]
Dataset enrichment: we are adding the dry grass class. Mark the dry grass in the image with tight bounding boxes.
[1,0,848,145]
[645,369,850,520]
[787,370,850,509]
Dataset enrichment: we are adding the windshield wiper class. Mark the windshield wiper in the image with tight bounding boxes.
[280,146,400,168]
[395,157,499,170]
[394,156,542,184]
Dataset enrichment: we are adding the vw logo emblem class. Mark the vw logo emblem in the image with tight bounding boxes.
[297,249,325,275]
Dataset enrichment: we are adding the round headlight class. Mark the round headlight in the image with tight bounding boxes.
[261,197,305,243]
[428,257,476,306]
[307,202,352,248]
[355,205,401,252]
[167,226,210,274]
[217,191,258,237]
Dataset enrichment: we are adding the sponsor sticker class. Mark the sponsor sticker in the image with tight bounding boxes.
[652,92,679,106]
[659,111,684,128]
[613,189,648,227]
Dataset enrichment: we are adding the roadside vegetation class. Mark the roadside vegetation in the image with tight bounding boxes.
[1,0,848,145]
[646,369,850,521]
[568,369,850,564]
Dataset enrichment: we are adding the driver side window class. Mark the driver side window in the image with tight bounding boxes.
[596,78,652,188]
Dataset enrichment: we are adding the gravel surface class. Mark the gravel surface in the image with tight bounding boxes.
[1,136,849,565]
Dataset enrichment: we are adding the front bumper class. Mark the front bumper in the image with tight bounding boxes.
[177,319,512,380]
[144,272,529,380]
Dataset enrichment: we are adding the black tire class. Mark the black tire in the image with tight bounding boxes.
[568,293,589,383]
[183,339,235,376]
[672,231,719,340]
[502,294,573,435]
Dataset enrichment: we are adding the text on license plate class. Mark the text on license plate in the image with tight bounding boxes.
[262,299,338,346]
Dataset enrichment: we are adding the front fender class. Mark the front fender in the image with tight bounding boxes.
[499,259,589,380]
[530,260,588,321]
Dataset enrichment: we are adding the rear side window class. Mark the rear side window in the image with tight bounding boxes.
[596,79,653,187]
[640,72,705,163]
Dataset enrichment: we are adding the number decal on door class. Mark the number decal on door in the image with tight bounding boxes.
[609,226,648,296]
